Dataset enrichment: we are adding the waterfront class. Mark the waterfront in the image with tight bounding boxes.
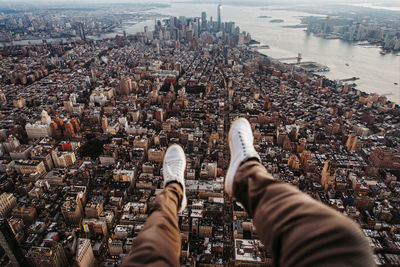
[151,3,400,103]
[3,2,399,103]
[1,19,157,45]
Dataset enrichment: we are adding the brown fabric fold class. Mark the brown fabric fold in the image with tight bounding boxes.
[121,183,183,267]
[233,160,375,267]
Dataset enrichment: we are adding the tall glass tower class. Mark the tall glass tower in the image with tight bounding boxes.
[201,12,207,31]
[217,1,222,31]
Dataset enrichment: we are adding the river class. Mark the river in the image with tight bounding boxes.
[4,2,400,103]
[150,3,400,104]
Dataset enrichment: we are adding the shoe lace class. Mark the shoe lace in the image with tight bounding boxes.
[166,159,185,178]
[237,131,247,157]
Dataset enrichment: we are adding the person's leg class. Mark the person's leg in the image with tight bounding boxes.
[121,145,187,267]
[121,183,183,267]
[226,118,375,267]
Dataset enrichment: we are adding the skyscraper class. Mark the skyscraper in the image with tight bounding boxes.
[0,193,17,218]
[77,22,86,41]
[0,218,26,266]
[321,160,337,191]
[61,198,84,227]
[201,12,207,31]
[76,238,95,267]
[217,1,222,32]
[27,243,68,267]
[119,77,133,95]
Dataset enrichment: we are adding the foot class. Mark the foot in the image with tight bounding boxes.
[225,118,261,196]
[163,144,187,213]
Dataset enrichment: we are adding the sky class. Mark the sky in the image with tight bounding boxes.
[0,0,398,3]
[0,0,399,9]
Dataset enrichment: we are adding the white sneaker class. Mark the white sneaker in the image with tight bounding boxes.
[225,118,261,196]
[163,144,187,213]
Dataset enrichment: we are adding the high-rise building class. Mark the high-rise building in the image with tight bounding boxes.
[70,119,80,133]
[76,238,95,267]
[77,22,86,41]
[27,243,68,267]
[64,122,75,139]
[64,100,73,112]
[54,152,76,168]
[119,77,132,95]
[108,239,123,256]
[155,108,164,122]
[61,198,84,227]
[201,12,207,31]
[12,97,26,109]
[217,2,222,32]
[288,155,300,169]
[346,133,358,152]
[14,160,47,177]
[297,138,307,153]
[3,135,20,152]
[0,218,26,266]
[25,123,52,139]
[226,21,235,34]
[193,18,200,38]
[321,160,337,191]
[0,193,17,218]
[41,110,52,125]
[324,16,330,34]
[11,206,37,225]
[370,147,400,169]
[101,115,108,133]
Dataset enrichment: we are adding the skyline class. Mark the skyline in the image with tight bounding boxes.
[1,1,400,15]
[0,0,399,6]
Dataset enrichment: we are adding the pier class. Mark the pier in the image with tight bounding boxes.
[274,53,329,72]
[276,53,303,63]
[338,77,360,82]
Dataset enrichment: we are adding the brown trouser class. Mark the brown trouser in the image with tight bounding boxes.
[120,182,183,267]
[121,161,375,267]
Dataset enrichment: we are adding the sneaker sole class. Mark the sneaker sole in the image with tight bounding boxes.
[164,144,187,213]
[225,119,247,196]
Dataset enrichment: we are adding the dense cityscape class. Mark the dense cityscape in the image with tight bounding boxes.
[0,3,165,43]
[304,12,400,54]
[0,2,399,267]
